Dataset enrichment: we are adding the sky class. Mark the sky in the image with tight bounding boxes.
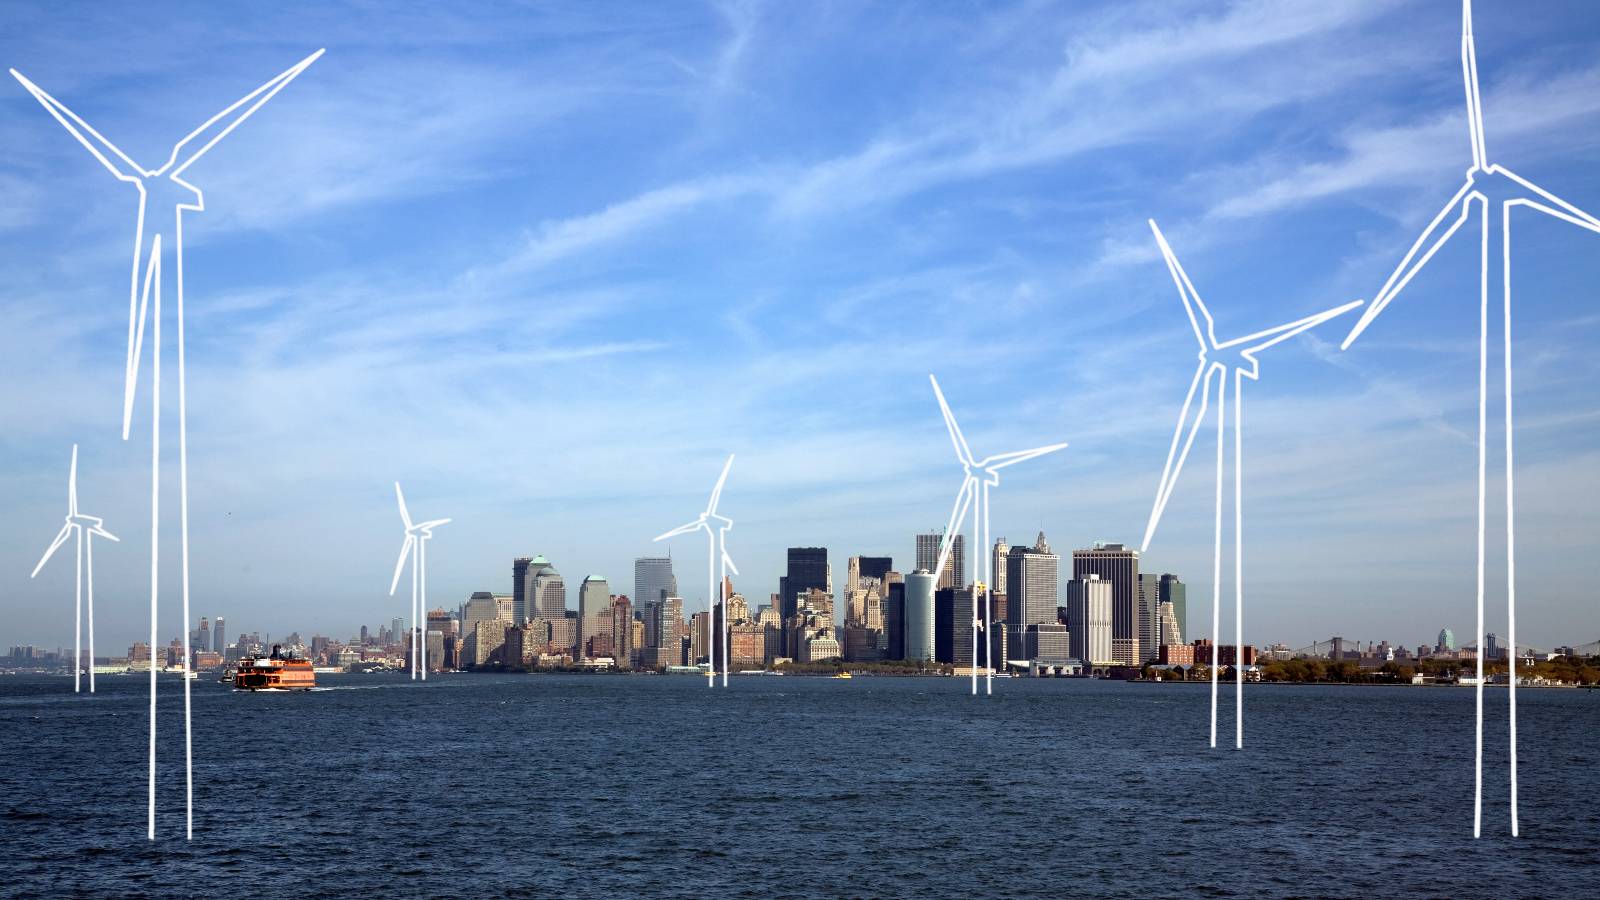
[2,0,1599,655]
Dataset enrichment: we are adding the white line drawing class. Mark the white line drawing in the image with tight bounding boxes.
[654,454,738,688]
[389,482,451,681]
[1339,0,1599,838]
[928,374,1068,697]
[11,49,323,840]
[30,444,119,694]
[1140,220,1361,749]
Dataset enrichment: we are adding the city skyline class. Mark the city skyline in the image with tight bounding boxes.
[4,1,1600,654]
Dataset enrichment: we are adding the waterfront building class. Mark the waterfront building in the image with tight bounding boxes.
[1158,601,1182,648]
[473,619,506,667]
[1005,533,1059,627]
[729,623,766,668]
[610,596,633,670]
[1020,623,1071,665]
[883,578,906,660]
[1138,574,1160,664]
[461,591,503,652]
[1159,574,1185,645]
[916,530,965,591]
[802,633,841,662]
[690,611,709,664]
[655,596,684,651]
[577,576,611,660]
[1072,542,1141,666]
[634,556,677,610]
[991,537,1009,597]
[780,547,830,627]
[1065,574,1114,667]
[531,561,566,620]
[512,556,533,622]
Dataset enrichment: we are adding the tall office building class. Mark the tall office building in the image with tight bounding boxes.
[846,555,893,594]
[214,617,225,656]
[1072,542,1140,666]
[531,561,566,619]
[1138,574,1161,664]
[884,578,906,660]
[1005,532,1059,626]
[781,547,829,628]
[933,586,958,664]
[904,571,936,662]
[512,556,534,622]
[577,576,611,659]
[1158,601,1182,647]
[1065,574,1114,666]
[656,596,684,649]
[916,531,965,591]
[634,556,677,610]
[1159,574,1186,647]
[610,596,633,667]
[991,538,1009,596]
[196,617,210,653]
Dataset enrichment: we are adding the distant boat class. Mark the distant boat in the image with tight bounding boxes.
[833,671,853,679]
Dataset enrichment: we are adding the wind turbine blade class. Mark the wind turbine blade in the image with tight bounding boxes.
[1233,299,1364,356]
[1342,183,1473,350]
[394,482,413,529]
[1148,219,1217,351]
[1141,363,1216,553]
[653,520,703,542]
[90,526,120,543]
[68,444,79,516]
[418,517,452,529]
[31,523,73,578]
[933,479,974,582]
[981,442,1069,471]
[929,374,974,466]
[1461,0,1487,170]
[706,454,735,516]
[168,49,325,177]
[388,535,415,596]
[722,550,740,577]
[8,69,146,181]
[1500,170,1600,232]
[122,233,159,440]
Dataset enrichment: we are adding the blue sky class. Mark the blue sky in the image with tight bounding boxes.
[2,0,1598,654]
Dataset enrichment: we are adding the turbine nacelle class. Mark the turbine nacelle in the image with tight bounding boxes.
[1142,221,1361,553]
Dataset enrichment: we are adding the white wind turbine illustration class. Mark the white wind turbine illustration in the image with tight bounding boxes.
[11,50,323,842]
[1141,220,1361,750]
[30,445,119,694]
[654,454,738,688]
[929,374,1068,697]
[1339,0,1600,839]
[389,483,451,681]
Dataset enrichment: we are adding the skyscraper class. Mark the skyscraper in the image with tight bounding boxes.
[656,596,684,650]
[846,555,893,594]
[916,531,965,591]
[884,577,906,660]
[1072,542,1140,666]
[1138,574,1161,664]
[1005,532,1059,626]
[532,561,566,619]
[781,547,829,627]
[904,571,936,662]
[512,556,534,622]
[1159,574,1186,647]
[578,576,611,659]
[634,556,677,610]
[1066,574,1114,666]
[214,617,225,656]
[991,538,1009,597]
[196,617,210,654]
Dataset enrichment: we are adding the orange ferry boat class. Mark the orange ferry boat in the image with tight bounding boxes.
[234,646,316,691]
